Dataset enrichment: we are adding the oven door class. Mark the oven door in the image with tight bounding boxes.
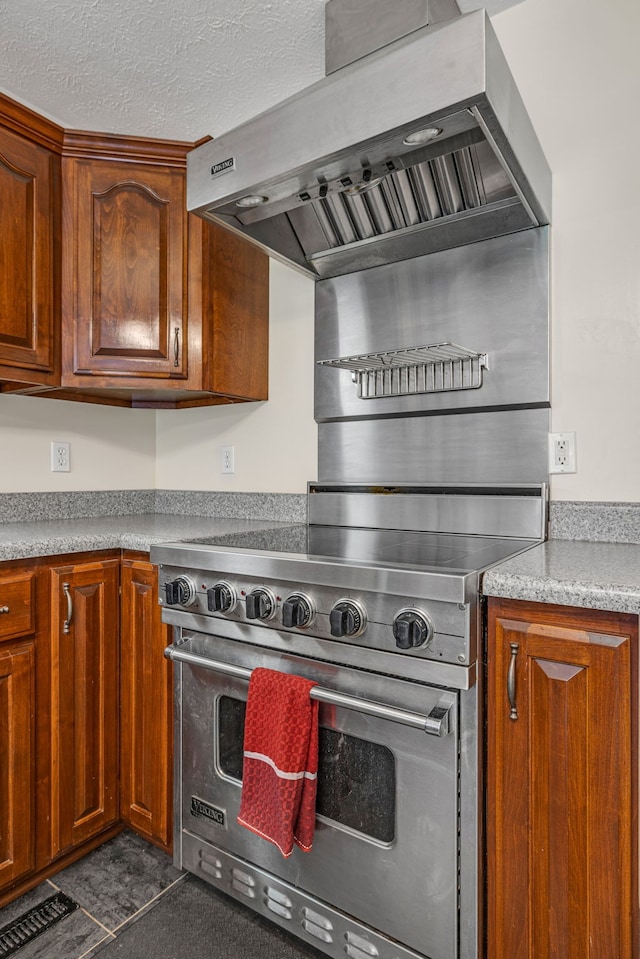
[173,631,460,959]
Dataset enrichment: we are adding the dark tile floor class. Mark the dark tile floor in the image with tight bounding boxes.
[0,831,323,959]
[0,832,185,958]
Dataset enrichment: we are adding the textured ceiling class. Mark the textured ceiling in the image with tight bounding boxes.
[0,0,521,143]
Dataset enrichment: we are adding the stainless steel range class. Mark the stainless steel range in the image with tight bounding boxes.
[153,482,545,959]
[154,4,551,956]
[152,219,550,959]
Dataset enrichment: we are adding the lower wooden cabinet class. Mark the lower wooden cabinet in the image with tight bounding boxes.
[0,566,40,894]
[0,550,173,906]
[120,556,173,849]
[487,597,637,959]
[0,641,35,888]
[49,558,120,856]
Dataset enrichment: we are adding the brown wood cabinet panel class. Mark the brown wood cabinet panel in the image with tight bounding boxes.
[487,598,636,959]
[197,218,269,401]
[0,571,35,641]
[49,558,120,857]
[120,558,173,850]
[0,122,59,384]
[62,157,189,382]
[0,642,35,888]
[0,559,53,895]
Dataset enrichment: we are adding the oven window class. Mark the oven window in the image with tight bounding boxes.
[217,695,396,843]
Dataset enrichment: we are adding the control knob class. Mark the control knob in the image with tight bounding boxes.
[329,599,366,638]
[207,581,237,613]
[282,593,315,629]
[163,576,197,607]
[393,608,433,650]
[245,587,276,621]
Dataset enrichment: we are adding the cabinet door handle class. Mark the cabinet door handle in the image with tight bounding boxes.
[63,582,73,634]
[0,605,9,614]
[507,642,519,720]
[173,327,180,367]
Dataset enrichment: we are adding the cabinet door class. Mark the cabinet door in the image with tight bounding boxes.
[62,157,189,383]
[120,558,173,850]
[487,599,635,959]
[0,125,58,380]
[0,642,35,888]
[49,558,119,856]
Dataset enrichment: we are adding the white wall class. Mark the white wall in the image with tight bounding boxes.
[0,395,156,492]
[154,259,317,493]
[0,259,314,496]
[1,0,639,501]
[492,0,640,501]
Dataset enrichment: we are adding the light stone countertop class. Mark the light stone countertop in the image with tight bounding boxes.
[481,539,640,614]
[0,514,296,563]
[4,502,640,617]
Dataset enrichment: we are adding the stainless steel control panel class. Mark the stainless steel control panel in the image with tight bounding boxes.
[157,564,474,666]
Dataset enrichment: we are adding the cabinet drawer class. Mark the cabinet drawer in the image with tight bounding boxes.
[0,573,35,641]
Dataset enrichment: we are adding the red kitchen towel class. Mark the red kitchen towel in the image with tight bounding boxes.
[237,667,319,857]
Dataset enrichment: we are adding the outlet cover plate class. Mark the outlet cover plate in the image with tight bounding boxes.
[51,441,70,472]
[221,445,235,474]
[549,432,576,474]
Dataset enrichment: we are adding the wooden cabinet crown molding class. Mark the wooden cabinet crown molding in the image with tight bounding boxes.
[0,92,64,154]
[62,130,194,167]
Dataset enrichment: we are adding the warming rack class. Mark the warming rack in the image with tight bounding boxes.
[317,342,488,399]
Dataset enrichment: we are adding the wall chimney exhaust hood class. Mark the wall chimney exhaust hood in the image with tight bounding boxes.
[187,1,551,280]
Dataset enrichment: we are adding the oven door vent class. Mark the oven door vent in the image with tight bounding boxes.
[317,342,488,399]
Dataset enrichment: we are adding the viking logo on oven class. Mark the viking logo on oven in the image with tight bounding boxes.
[191,796,226,827]
[210,157,235,178]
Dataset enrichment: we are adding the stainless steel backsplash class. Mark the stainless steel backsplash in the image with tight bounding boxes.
[314,227,550,485]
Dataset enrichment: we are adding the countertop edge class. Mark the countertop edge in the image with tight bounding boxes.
[481,540,640,614]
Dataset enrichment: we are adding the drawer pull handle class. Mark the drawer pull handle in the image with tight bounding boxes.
[0,605,9,614]
[173,327,180,367]
[507,642,519,720]
[63,582,73,634]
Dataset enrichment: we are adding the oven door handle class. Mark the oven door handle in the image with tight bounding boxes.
[165,646,455,737]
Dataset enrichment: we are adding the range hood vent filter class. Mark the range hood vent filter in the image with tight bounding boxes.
[294,141,513,258]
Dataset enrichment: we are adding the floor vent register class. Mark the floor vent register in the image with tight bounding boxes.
[0,892,79,957]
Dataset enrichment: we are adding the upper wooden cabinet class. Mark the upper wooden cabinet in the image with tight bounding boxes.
[62,154,190,382]
[0,95,269,409]
[0,95,61,386]
[486,597,637,959]
[55,133,269,408]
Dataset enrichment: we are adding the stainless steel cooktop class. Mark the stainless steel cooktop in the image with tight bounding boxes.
[178,524,538,577]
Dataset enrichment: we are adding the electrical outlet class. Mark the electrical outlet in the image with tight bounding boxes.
[51,441,71,472]
[549,432,576,474]
[221,445,235,474]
